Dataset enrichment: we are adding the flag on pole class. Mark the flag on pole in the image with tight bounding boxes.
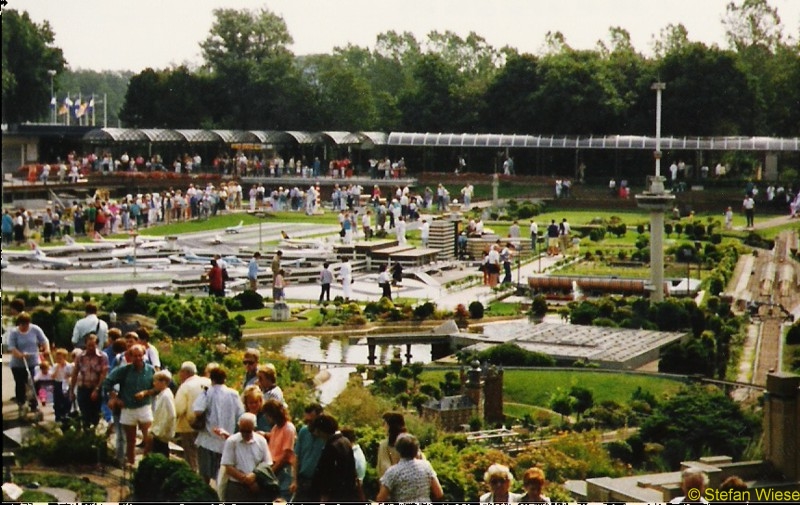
[76,101,88,118]
[50,96,56,107]
[64,96,73,107]
[88,97,95,113]
[58,104,68,115]
[72,97,82,118]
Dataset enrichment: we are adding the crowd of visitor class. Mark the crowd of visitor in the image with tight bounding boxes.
[5,298,550,501]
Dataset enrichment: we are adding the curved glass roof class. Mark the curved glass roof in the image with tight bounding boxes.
[138,129,184,142]
[174,129,221,143]
[387,132,800,151]
[284,131,322,144]
[319,131,359,145]
[83,128,151,143]
[249,130,295,144]
[81,128,799,151]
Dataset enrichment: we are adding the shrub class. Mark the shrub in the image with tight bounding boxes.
[233,289,264,310]
[664,223,673,237]
[530,295,548,318]
[468,301,484,319]
[589,227,606,241]
[674,223,683,236]
[636,224,645,235]
[787,322,800,345]
[413,301,437,320]
[134,454,217,502]
[18,419,112,466]
[710,233,722,244]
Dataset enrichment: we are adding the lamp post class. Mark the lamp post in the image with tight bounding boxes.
[682,246,693,297]
[131,231,139,277]
[48,70,56,124]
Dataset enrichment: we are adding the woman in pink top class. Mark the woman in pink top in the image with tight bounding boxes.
[263,398,296,501]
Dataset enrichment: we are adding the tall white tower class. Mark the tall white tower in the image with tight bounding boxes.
[635,82,675,302]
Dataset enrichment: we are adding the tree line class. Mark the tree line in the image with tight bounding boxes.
[3,1,799,138]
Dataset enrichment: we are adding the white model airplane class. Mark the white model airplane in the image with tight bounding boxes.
[30,246,76,269]
[5,236,86,258]
[280,237,331,250]
[221,255,247,266]
[123,255,171,267]
[168,250,215,264]
[225,220,244,234]
[82,257,124,269]
[109,236,169,258]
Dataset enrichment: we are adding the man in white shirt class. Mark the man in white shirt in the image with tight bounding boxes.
[174,361,212,471]
[221,412,273,502]
[559,218,571,255]
[529,220,539,252]
[72,302,109,350]
[509,220,521,248]
[361,211,372,241]
[396,216,407,245]
[148,370,176,457]
[420,219,430,247]
[340,259,353,301]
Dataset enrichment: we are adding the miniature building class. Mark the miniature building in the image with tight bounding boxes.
[421,360,504,431]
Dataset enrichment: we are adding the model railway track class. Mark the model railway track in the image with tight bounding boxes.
[750,231,799,386]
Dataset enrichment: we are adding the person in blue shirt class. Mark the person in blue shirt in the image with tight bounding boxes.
[8,312,51,414]
[248,251,261,291]
[2,209,13,246]
[290,403,325,501]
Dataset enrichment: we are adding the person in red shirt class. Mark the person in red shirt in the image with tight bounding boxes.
[208,259,224,297]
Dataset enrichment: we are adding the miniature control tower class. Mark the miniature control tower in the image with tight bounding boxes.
[635,82,675,302]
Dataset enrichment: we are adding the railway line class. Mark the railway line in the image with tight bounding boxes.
[737,230,799,386]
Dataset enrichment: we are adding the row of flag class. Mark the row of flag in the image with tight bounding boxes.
[50,95,95,118]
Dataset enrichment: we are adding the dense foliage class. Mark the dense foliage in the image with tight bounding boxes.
[636,385,760,468]
[134,454,218,502]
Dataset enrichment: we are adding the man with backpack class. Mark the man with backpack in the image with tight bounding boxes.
[72,302,108,350]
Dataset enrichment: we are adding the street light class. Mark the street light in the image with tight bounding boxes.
[48,70,56,124]
[682,246,693,296]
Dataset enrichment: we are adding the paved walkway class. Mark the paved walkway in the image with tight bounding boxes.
[278,249,566,311]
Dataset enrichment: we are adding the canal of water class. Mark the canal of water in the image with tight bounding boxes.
[256,335,435,405]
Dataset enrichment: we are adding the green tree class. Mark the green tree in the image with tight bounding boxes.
[639,385,759,467]
[482,53,541,133]
[1,10,66,123]
[651,23,691,58]
[302,54,377,130]
[722,0,785,53]
[657,43,758,135]
[398,53,463,132]
[550,389,575,422]
[569,386,595,419]
[55,69,132,127]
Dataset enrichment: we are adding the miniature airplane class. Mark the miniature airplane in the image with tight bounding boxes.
[280,237,330,250]
[225,220,244,234]
[82,257,124,269]
[123,255,171,267]
[30,246,75,269]
[5,236,86,258]
[169,250,215,264]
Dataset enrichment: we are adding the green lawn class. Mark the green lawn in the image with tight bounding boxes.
[503,402,562,424]
[420,369,686,407]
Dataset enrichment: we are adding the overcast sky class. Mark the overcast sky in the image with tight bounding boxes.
[15,0,800,73]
